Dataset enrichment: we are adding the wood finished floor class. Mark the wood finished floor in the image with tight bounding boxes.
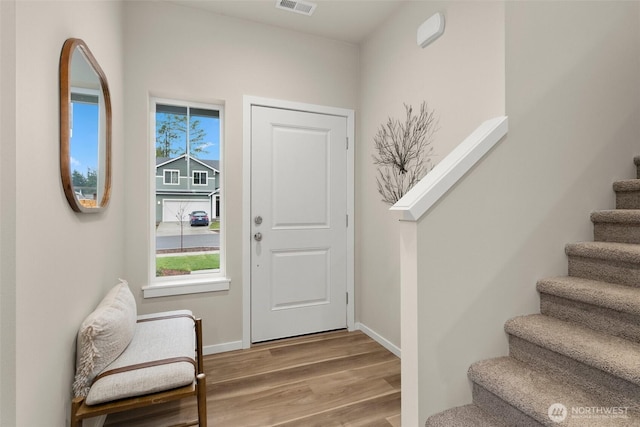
[104,330,401,427]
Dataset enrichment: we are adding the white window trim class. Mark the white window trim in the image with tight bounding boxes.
[148,97,227,298]
[142,276,230,298]
[163,169,180,185]
[192,170,208,186]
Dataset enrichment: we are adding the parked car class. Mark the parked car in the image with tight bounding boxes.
[189,210,209,226]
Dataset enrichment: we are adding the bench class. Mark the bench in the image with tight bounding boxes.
[69,280,207,427]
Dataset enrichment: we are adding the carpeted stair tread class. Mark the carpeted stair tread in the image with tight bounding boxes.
[591,209,640,224]
[468,357,639,426]
[425,404,508,427]
[613,179,640,192]
[537,276,640,316]
[505,314,640,386]
[565,241,640,263]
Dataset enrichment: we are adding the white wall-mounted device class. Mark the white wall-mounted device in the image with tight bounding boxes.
[417,12,445,48]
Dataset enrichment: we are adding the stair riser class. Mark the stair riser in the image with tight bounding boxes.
[540,293,640,343]
[508,335,640,410]
[568,256,640,287]
[472,384,543,427]
[594,223,640,244]
[616,192,640,210]
[425,404,509,427]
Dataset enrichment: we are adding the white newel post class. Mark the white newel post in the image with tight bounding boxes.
[399,219,419,427]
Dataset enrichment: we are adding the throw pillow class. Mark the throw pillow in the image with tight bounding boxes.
[72,279,137,398]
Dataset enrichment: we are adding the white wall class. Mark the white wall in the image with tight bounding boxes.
[13,2,124,425]
[0,1,17,425]
[123,1,359,348]
[414,1,640,423]
[358,1,505,349]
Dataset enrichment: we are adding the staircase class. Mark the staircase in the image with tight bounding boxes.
[426,157,640,426]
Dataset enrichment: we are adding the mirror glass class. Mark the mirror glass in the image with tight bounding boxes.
[60,38,111,212]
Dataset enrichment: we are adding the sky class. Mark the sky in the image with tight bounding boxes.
[70,101,99,175]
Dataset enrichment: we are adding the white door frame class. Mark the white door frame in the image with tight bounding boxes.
[242,95,355,349]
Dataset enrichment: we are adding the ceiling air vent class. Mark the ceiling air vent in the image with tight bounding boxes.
[275,0,317,16]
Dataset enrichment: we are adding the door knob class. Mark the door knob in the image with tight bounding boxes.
[254,232,263,242]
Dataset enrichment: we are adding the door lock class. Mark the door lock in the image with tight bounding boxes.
[254,232,263,242]
[254,216,263,225]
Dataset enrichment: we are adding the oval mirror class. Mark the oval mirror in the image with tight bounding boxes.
[59,38,112,212]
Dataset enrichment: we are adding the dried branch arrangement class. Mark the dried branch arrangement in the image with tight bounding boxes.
[372,102,438,205]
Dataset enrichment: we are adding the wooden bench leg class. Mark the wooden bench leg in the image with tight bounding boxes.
[70,397,84,427]
[196,373,207,427]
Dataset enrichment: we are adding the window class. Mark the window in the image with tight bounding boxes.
[163,169,179,185]
[193,170,207,185]
[146,98,227,298]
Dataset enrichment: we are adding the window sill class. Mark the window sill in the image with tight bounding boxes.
[142,276,230,298]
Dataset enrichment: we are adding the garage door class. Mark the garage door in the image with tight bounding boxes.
[162,199,211,222]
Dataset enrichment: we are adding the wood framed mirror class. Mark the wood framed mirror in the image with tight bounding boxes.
[59,38,112,213]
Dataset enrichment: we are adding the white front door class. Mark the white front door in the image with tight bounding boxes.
[251,106,348,343]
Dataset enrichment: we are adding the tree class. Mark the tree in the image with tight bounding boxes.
[72,169,97,188]
[372,102,438,205]
[156,113,209,158]
[72,170,87,188]
[175,203,190,252]
[156,114,186,158]
[86,168,97,189]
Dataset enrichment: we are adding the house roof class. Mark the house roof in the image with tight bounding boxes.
[156,154,220,172]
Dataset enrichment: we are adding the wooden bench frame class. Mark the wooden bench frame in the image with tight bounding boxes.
[70,318,207,427]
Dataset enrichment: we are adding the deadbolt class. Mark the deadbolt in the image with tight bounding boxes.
[254,232,263,242]
[254,215,263,225]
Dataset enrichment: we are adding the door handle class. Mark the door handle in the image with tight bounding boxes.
[254,232,263,242]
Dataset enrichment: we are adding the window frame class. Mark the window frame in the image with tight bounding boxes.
[192,170,208,186]
[144,97,229,298]
[163,169,180,185]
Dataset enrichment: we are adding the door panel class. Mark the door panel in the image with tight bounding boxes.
[271,248,329,309]
[251,106,347,343]
[271,126,329,228]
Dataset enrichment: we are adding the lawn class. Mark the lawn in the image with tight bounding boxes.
[156,253,220,276]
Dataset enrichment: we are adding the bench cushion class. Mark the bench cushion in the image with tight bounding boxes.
[73,279,137,398]
[85,310,196,405]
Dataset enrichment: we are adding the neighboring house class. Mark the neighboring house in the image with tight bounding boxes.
[155,154,220,223]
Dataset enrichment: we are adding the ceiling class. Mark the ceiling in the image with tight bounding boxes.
[171,0,407,44]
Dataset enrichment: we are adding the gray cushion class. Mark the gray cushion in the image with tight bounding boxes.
[85,310,196,405]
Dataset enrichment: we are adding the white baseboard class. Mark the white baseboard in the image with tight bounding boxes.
[203,340,243,355]
[356,322,401,358]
